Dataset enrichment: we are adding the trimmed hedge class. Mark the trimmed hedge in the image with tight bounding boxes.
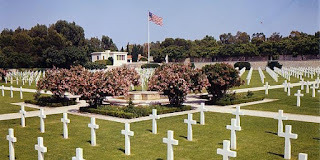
[214,96,265,106]
[267,61,282,70]
[80,105,192,119]
[139,57,148,61]
[234,62,251,70]
[25,96,76,107]
[141,63,160,69]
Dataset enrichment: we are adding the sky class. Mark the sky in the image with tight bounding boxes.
[0,0,319,48]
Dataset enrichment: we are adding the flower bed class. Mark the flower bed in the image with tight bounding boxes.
[25,96,76,107]
[79,105,192,119]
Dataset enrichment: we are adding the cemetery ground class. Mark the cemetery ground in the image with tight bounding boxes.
[0,80,37,90]
[0,90,36,114]
[0,112,319,160]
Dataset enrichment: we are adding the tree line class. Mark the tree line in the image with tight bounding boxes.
[151,31,319,62]
[0,20,318,68]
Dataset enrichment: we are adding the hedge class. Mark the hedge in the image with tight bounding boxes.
[141,63,160,69]
[80,105,192,119]
[267,61,282,70]
[25,96,76,107]
[234,62,251,70]
[214,96,265,106]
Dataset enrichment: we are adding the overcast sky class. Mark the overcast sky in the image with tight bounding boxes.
[0,0,319,48]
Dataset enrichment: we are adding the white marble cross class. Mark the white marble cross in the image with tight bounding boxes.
[305,81,310,93]
[184,113,196,141]
[232,106,244,127]
[279,125,298,160]
[10,86,13,98]
[298,153,308,160]
[163,130,178,160]
[28,79,31,86]
[315,77,320,88]
[264,82,270,95]
[5,77,7,84]
[294,90,304,107]
[88,117,99,146]
[274,110,288,135]
[61,113,70,139]
[149,109,160,134]
[7,128,17,160]
[72,148,85,160]
[1,85,4,96]
[39,109,46,133]
[16,77,18,85]
[226,118,241,150]
[217,140,236,160]
[20,86,23,99]
[310,83,316,97]
[35,137,47,160]
[283,80,288,92]
[121,123,134,155]
[198,103,207,125]
[22,78,25,85]
[300,79,305,90]
[10,76,13,84]
[20,105,26,127]
[287,83,293,96]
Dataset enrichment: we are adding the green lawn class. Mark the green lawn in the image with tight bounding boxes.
[242,86,320,116]
[0,90,37,114]
[233,70,316,89]
[0,80,38,89]
[0,112,318,159]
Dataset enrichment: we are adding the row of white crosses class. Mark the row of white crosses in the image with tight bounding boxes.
[266,67,278,82]
[274,110,308,159]
[4,70,44,86]
[258,67,265,84]
[246,67,253,85]
[274,67,291,81]
[1,85,24,99]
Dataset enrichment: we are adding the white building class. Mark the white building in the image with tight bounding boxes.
[91,50,132,66]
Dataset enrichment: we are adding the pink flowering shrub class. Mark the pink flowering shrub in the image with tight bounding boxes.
[0,68,7,81]
[37,66,140,107]
[148,64,209,106]
[202,63,244,102]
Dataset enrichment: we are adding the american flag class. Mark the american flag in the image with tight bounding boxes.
[149,12,163,26]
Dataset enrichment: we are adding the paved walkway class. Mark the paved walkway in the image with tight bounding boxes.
[2,86,52,94]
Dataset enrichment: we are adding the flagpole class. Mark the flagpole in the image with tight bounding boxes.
[147,10,150,63]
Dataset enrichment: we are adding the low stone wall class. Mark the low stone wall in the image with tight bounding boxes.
[194,60,320,69]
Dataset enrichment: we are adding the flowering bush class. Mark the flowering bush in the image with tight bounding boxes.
[0,68,7,81]
[37,66,140,107]
[148,64,209,106]
[202,63,244,102]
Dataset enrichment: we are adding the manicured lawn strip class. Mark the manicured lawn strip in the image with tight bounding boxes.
[0,112,318,159]
[0,90,37,114]
[242,86,320,116]
[0,80,37,89]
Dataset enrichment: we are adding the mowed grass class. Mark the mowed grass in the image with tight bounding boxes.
[233,70,316,89]
[242,86,320,116]
[0,80,38,89]
[0,90,37,114]
[0,112,318,160]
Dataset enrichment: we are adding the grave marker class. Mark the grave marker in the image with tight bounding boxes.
[232,106,244,127]
[199,103,207,125]
[61,113,70,139]
[149,109,160,134]
[10,86,13,98]
[121,123,134,155]
[298,153,308,160]
[72,148,85,160]
[1,85,4,96]
[274,110,288,135]
[184,113,196,141]
[88,117,99,146]
[279,125,298,160]
[35,137,47,160]
[305,81,310,93]
[226,118,241,150]
[300,79,305,90]
[6,128,17,160]
[287,83,293,96]
[163,130,178,160]
[39,109,46,133]
[294,90,304,107]
[20,105,26,127]
[217,140,236,160]
[283,80,288,92]
[310,83,316,97]
[20,86,23,99]
[264,82,270,95]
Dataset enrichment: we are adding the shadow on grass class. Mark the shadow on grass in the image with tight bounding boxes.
[179,135,187,140]
[156,158,164,160]
[146,129,152,133]
[313,137,320,141]
[265,131,278,135]
[118,148,125,153]
[87,140,91,144]
[217,142,223,146]
[267,152,284,158]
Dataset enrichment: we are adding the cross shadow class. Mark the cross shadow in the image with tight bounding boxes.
[146,129,152,133]
[197,121,200,124]
[267,152,284,158]
[313,137,320,141]
[265,131,277,135]
[217,142,223,146]
[118,148,125,153]
[156,158,164,160]
[179,135,187,140]
[87,140,91,144]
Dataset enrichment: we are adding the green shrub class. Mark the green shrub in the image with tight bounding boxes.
[234,62,251,70]
[141,63,160,69]
[107,57,113,65]
[267,61,282,70]
[79,104,192,119]
[213,96,265,106]
[84,62,107,69]
[139,57,148,61]
[25,96,76,107]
